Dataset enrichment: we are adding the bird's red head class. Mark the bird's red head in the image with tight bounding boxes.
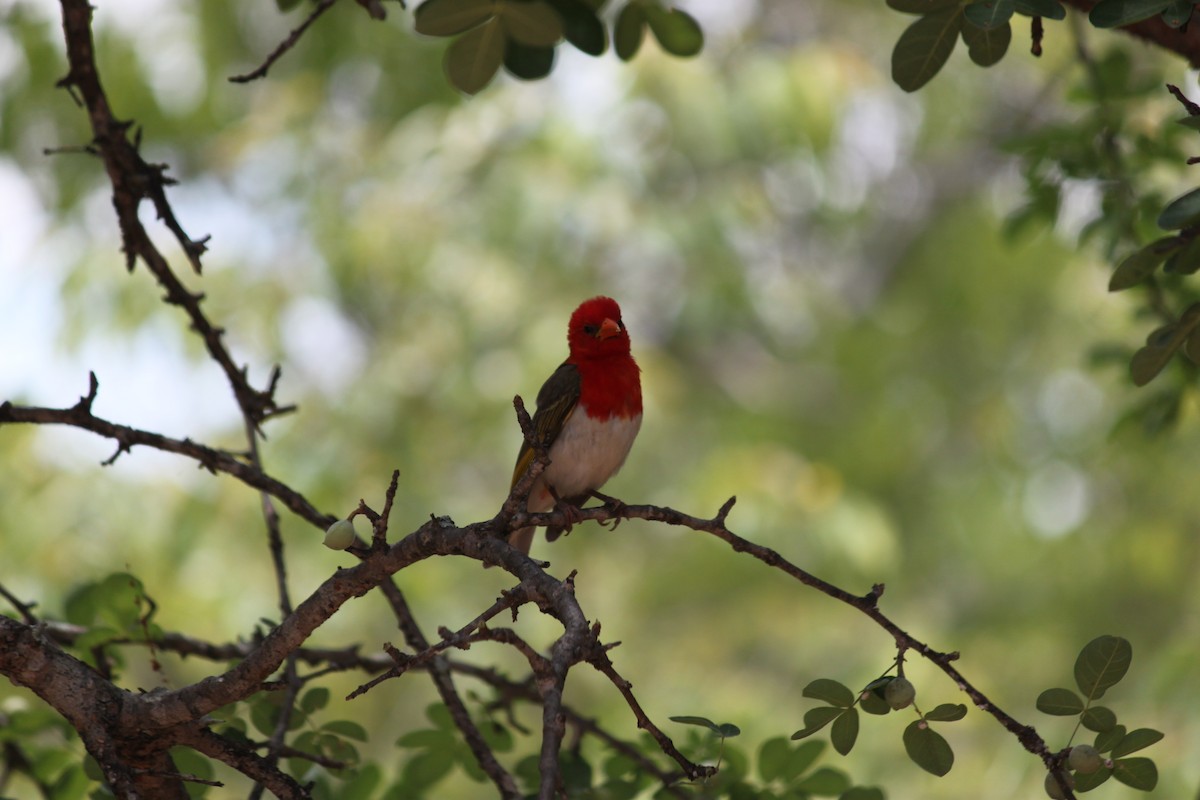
[566,296,632,360]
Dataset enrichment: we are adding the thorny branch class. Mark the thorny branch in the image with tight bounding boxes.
[0,1,1089,798]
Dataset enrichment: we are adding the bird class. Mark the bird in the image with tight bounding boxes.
[507,296,643,557]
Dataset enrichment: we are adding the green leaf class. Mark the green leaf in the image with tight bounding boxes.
[886,0,960,12]
[1131,342,1176,387]
[830,709,859,756]
[717,723,742,738]
[1036,688,1085,715]
[503,41,555,79]
[1110,728,1164,757]
[1159,187,1200,230]
[1074,765,1112,792]
[963,0,1014,29]
[398,748,455,790]
[1088,0,1172,27]
[1109,237,1183,290]
[613,2,646,60]
[803,679,855,708]
[924,704,968,722]
[499,0,564,46]
[1075,636,1133,700]
[962,20,1010,66]
[788,740,827,779]
[669,715,720,733]
[758,737,792,782]
[903,721,954,776]
[791,706,844,739]
[1012,0,1066,19]
[859,690,892,716]
[1081,706,1117,732]
[1112,757,1158,790]
[1161,0,1193,27]
[549,0,606,54]
[1094,724,1127,754]
[1177,115,1200,130]
[891,7,963,93]
[795,766,851,795]
[320,719,368,742]
[445,18,506,95]
[644,5,703,56]
[300,687,330,714]
[1163,235,1200,275]
[415,0,495,36]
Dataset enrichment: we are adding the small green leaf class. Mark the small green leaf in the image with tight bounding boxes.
[1109,237,1184,290]
[1163,235,1200,275]
[1088,0,1172,28]
[803,679,856,708]
[887,0,959,12]
[1159,187,1200,230]
[1081,706,1117,732]
[1131,343,1176,387]
[499,0,564,46]
[1110,728,1164,757]
[859,690,892,716]
[668,715,719,733]
[924,703,968,722]
[415,0,496,36]
[787,739,826,779]
[891,7,963,92]
[1112,757,1158,790]
[1036,688,1085,716]
[613,2,645,60]
[1074,765,1112,791]
[903,721,954,776]
[445,17,506,94]
[644,5,703,56]
[300,687,330,714]
[962,20,1010,66]
[1177,115,1200,130]
[549,0,606,54]
[791,706,844,739]
[831,709,859,755]
[1160,0,1192,26]
[1012,0,1066,18]
[963,0,1014,29]
[1095,724,1127,754]
[758,737,792,782]
[795,766,851,795]
[717,723,742,738]
[503,40,556,79]
[320,719,367,742]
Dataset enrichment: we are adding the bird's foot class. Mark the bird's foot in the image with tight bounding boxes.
[589,489,627,530]
[547,486,584,535]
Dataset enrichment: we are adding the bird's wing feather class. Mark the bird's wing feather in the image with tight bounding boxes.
[511,362,581,488]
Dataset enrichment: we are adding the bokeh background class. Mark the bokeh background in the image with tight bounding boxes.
[2,0,1199,797]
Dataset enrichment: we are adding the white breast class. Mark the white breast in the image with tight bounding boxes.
[527,411,642,512]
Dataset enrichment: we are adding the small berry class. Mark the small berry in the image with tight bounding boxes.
[1044,770,1075,799]
[324,518,357,550]
[1068,744,1103,774]
[885,677,916,710]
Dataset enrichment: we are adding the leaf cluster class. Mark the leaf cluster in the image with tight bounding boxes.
[411,0,703,94]
[1036,636,1163,794]
[790,677,967,778]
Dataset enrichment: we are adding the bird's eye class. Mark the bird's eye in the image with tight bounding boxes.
[582,324,599,336]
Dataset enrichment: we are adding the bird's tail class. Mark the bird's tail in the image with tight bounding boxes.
[508,526,534,557]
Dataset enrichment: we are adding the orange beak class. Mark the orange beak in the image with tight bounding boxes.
[597,318,621,340]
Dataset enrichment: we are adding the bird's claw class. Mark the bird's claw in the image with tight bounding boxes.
[589,490,626,529]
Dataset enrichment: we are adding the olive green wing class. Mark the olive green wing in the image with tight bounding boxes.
[511,362,581,488]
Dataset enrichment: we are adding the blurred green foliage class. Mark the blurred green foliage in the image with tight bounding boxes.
[3,0,1200,797]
